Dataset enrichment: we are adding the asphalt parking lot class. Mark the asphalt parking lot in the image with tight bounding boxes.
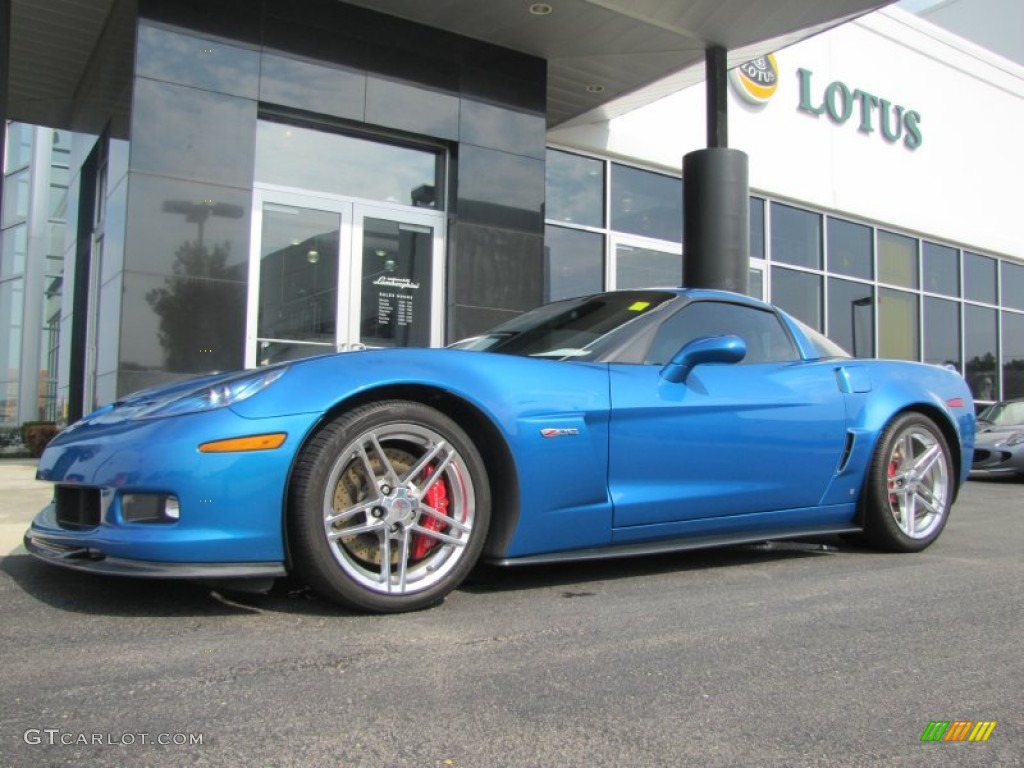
[0,462,1020,767]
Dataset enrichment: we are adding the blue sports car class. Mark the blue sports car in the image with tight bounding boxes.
[26,289,975,613]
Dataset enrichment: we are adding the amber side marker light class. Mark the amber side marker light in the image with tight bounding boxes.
[199,433,287,453]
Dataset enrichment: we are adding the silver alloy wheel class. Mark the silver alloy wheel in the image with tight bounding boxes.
[884,424,950,539]
[321,422,476,595]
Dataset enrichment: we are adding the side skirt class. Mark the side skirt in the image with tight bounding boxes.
[486,524,862,567]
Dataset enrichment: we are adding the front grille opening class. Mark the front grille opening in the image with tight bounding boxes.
[55,486,102,530]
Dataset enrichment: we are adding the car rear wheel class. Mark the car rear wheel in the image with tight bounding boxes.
[861,412,954,552]
[288,400,490,613]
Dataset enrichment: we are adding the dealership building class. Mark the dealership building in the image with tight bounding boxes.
[1,0,1022,428]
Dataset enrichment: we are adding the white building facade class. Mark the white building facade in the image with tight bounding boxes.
[544,7,1024,406]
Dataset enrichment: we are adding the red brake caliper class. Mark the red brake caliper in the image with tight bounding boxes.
[888,459,898,505]
[412,466,449,560]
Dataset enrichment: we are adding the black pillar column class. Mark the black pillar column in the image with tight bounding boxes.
[682,46,750,295]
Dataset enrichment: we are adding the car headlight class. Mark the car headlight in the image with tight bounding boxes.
[135,367,287,420]
[1005,432,1024,447]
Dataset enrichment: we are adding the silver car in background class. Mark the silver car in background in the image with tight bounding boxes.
[971,399,1024,477]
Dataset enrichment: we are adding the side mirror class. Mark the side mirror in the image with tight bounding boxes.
[659,335,746,384]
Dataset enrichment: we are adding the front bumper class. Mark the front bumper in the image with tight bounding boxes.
[970,443,1024,476]
[23,528,286,579]
[26,405,320,574]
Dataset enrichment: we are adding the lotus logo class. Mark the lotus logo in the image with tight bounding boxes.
[729,54,779,105]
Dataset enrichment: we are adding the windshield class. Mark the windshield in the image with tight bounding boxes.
[977,400,1024,426]
[450,290,677,359]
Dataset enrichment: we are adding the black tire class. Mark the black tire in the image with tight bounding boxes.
[288,400,491,613]
[860,412,954,552]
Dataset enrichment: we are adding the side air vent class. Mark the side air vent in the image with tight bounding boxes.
[836,431,856,474]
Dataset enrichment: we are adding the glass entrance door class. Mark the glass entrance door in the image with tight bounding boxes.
[246,188,444,367]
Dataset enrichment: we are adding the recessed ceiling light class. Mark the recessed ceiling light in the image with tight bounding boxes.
[529,3,553,16]
[586,84,605,94]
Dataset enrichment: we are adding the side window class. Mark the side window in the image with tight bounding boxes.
[646,301,800,365]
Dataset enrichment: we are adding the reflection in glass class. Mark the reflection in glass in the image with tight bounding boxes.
[3,122,34,172]
[615,244,681,290]
[827,278,874,358]
[126,176,250,275]
[771,266,822,330]
[546,150,604,228]
[1001,262,1024,311]
[136,23,260,98]
[259,53,366,122]
[827,217,872,279]
[125,271,245,374]
[924,297,960,370]
[130,79,256,187]
[1,225,27,279]
[2,169,30,227]
[747,268,764,300]
[544,226,603,301]
[359,218,433,348]
[610,164,681,242]
[0,278,24,384]
[1002,311,1024,399]
[770,203,821,269]
[964,304,998,401]
[922,241,959,297]
[877,230,918,289]
[878,288,919,361]
[749,197,765,260]
[964,251,997,304]
[257,204,340,364]
[458,145,543,231]
[255,120,440,208]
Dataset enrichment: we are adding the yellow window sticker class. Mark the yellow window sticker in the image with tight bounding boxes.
[628,301,650,311]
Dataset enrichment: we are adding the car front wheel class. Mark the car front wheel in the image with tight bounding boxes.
[861,412,954,552]
[288,400,490,613]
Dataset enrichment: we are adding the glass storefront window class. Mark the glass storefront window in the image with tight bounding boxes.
[770,203,821,269]
[750,197,765,260]
[771,266,822,330]
[3,122,34,172]
[610,163,681,242]
[258,205,340,349]
[827,217,872,280]
[615,244,681,290]
[544,225,603,301]
[1003,311,1024,399]
[964,251,997,304]
[827,278,874,358]
[924,297,961,370]
[1,225,27,279]
[878,288,919,361]
[546,149,604,228]
[877,230,918,289]
[0,278,24,386]
[359,218,434,348]
[964,303,998,401]
[255,120,442,209]
[1000,261,1024,311]
[2,169,30,227]
[922,241,959,297]
[748,268,764,300]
